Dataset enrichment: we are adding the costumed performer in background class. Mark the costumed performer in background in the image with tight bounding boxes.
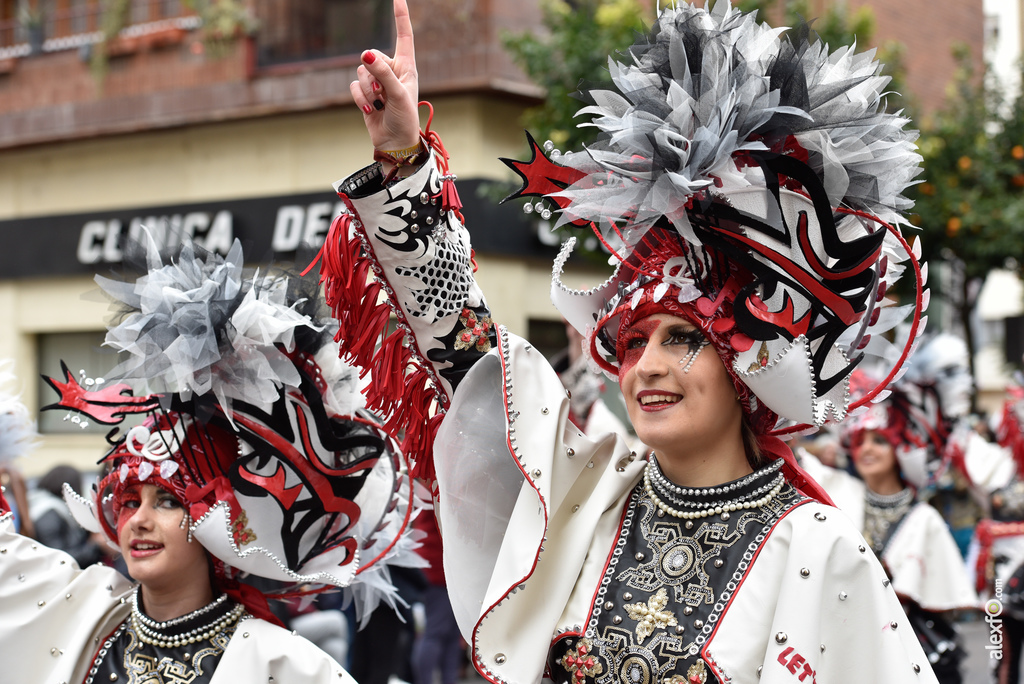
[312,1,935,682]
[0,238,424,684]
[842,366,977,684]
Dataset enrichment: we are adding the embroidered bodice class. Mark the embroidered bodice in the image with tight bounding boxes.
[863,487,914,556]
[85,589,245,684]
[549,460,805,684]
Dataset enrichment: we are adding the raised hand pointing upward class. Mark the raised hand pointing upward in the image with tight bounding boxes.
[350,0,423,161]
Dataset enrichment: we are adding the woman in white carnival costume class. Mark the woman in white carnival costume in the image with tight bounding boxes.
[841,365,977,684]
[312,1,938,682]
[0,239,423,683]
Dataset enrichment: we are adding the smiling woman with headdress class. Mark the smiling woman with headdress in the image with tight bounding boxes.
[839,350,978,684]
[312,1,936,682]
[0,238,424,684]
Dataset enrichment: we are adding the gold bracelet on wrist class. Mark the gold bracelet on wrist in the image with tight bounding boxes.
[377,142,426,160]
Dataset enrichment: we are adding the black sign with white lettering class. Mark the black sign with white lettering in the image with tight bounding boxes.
[0,179,558,279]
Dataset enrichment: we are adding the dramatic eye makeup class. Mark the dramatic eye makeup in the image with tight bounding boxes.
[618,318,710,374]
[664,325,708,355]
[666,325,709,373]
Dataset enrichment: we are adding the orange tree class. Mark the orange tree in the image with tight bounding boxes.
[908,51,1024,380]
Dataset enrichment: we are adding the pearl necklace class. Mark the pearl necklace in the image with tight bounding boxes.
[643,465,785,520]
[649,457,783,510]
[649,454,782,499]
[130,587,245,649]
[131,587,229,630]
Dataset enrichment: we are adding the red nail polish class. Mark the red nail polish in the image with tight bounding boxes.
[362,51,375,65]
[362,104,373,114]
[372,82,380,92]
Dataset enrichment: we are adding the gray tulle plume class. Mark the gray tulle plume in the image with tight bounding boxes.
[96,238,321,419]
[554,1,921,239]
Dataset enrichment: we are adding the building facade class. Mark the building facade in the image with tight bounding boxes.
[0,0,621,475]
[0,0,989,475]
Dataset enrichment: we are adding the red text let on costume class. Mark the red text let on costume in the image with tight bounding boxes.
[776,647,816,684]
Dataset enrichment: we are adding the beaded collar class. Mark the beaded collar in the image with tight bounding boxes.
[644,457,785,520]
[130,586,245,649]
[864,487,914,509]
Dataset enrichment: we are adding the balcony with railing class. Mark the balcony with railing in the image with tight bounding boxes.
[0,0,199,58]
[0,0,541,149]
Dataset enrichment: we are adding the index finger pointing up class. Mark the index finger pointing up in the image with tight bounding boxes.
[393,0,415,63]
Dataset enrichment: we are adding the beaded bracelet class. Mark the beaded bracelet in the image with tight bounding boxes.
[378,142,425,160]
[373,142,427,183]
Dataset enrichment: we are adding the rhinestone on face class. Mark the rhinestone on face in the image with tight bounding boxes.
[775,632,788,644]
[800,568,810,578]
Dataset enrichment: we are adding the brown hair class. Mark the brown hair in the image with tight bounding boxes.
[742,415,765,470]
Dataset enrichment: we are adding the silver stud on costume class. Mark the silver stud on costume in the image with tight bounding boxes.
[775,632,788,644]
[800,568,810,578]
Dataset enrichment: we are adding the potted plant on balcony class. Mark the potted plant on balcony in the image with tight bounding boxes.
[19,4,45,55]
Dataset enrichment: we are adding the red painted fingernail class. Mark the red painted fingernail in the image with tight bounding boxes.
[372,81,380,92]
[362,104,372,114]
[362,51,375,64]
